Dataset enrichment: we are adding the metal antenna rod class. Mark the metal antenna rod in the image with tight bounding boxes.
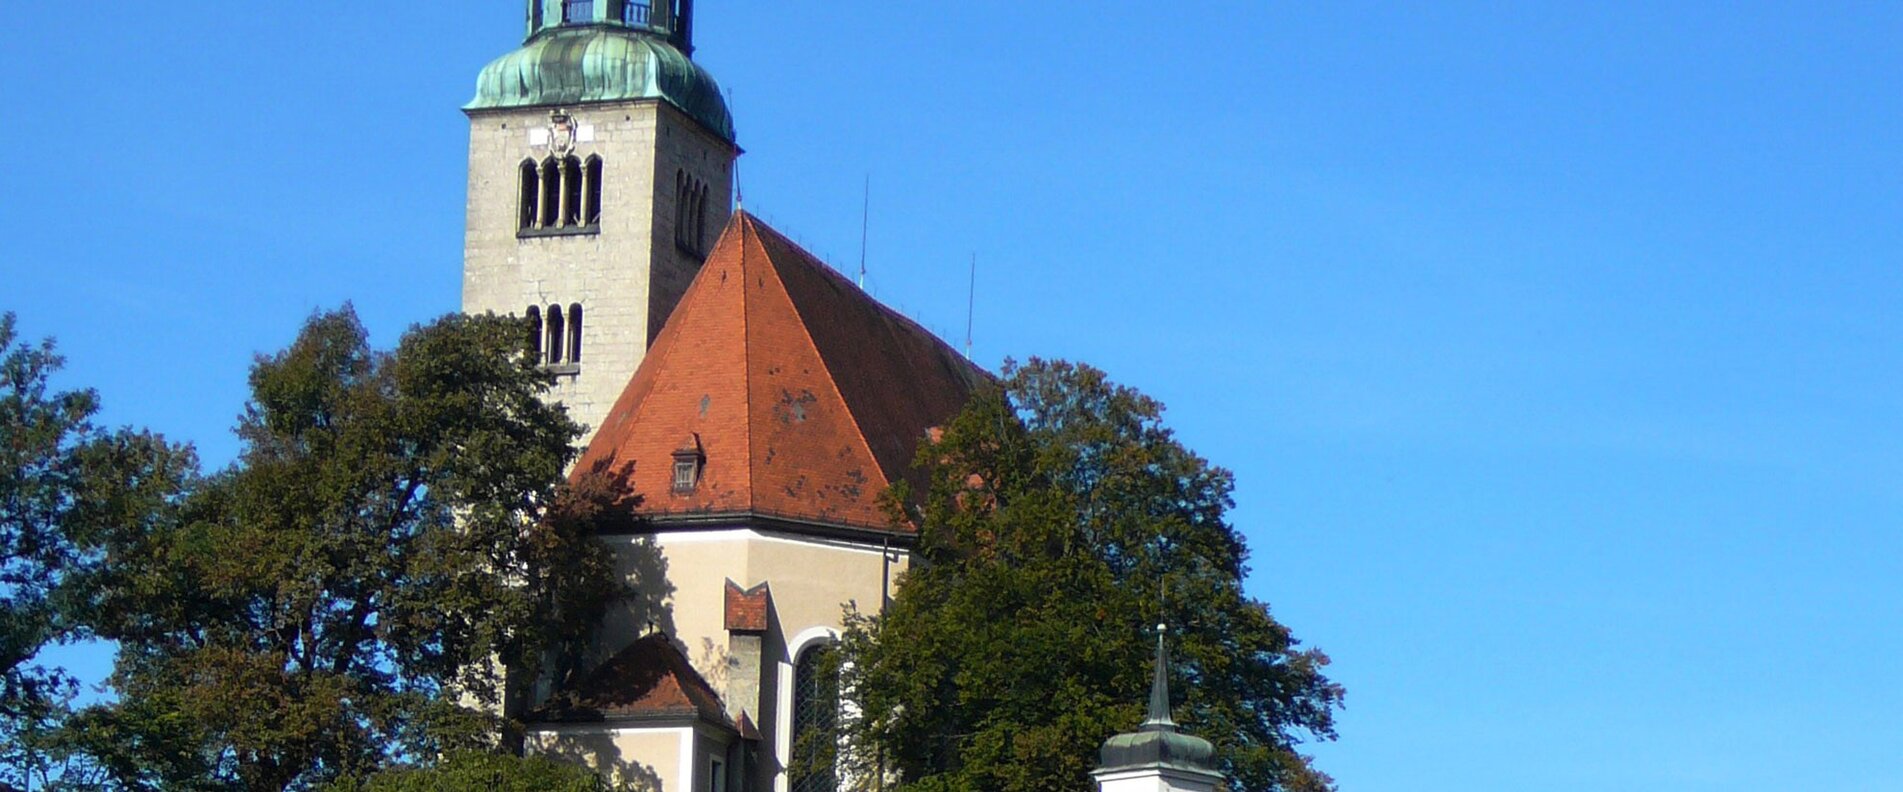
[965,252,977,359]
[858,175,870,289]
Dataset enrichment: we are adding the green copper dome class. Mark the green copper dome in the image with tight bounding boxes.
[1097,629,1222,778]
[467,26,734,143]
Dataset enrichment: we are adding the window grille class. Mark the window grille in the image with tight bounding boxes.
[789,644,839,792]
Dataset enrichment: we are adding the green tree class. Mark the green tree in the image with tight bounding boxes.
[835,359,1344,792]
[0,313,193,792]
[325,751,616,792]
[60,307,630,791]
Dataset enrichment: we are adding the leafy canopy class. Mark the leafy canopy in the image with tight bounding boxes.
[1,313,195,792]
[836,359,1344,792]
[58,307,630,791]
[325,751,615,792]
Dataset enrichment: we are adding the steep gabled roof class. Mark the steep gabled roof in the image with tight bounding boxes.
[575,211,987,534]
[529,633,730,726]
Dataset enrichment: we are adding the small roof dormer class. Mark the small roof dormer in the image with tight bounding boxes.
[572,212,991,537]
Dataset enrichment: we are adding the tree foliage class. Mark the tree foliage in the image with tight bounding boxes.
[1,313,194,792]
[325,750,616,792]
[56,307,630,790]
[836,359,1344,792]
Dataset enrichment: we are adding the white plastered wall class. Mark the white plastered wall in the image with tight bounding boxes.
[597,527,909,792]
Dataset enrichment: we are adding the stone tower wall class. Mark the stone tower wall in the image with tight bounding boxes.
[463,99,736,442]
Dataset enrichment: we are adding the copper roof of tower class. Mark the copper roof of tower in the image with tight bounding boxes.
[574,211,989,535]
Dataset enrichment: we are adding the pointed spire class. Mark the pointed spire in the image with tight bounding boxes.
[1094,622,1220,780]
[1142,623,1177,732]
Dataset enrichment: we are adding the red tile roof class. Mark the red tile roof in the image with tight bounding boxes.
[529,633,730,726]
[575,211,988,533]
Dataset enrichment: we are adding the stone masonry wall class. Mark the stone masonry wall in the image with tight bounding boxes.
[462,99,736,444]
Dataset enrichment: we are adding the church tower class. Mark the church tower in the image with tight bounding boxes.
[463,0,736,438]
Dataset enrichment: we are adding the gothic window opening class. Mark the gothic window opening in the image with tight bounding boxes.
[526,306,543,361]
[539,156,561,229]
[562,155,583,227]
[545,304,565,364]
[584,156,604,226]
[567,303,584,363]
[696,185,708,252]
[790,643,839,792]
[518,160,540,230]
[674,170,688,249]
[520,153,602,236]
[674,170,709,256]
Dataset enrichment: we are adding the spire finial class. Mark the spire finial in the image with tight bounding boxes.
[1143,622,1176,731]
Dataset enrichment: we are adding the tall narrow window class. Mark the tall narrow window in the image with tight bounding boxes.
[567,303,584,363]
[675,170,688,248]
[526,306,543,362]
[562,156,584,227]
[789,643,839,792]
[696,187,708,252]
[584,156,604,226]
[518,160,540,230]
[531,0,543,29]
[539,157,560,229]
[545,304,565,364]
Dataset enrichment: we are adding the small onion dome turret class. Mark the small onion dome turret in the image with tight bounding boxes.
[1097,626,1220,776]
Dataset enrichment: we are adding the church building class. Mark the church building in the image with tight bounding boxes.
[460,3,987,791]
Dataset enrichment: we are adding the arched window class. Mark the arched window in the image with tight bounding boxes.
[584,156,604,226]
[539,157,561,229]
[696,185,708,252]
[526,306,543,361]
[518,160,540,230]
[562,156,583,227]
[675,170,688,248]
[567,303,584,363]
[789,643,839,792]
[545,304,565,364]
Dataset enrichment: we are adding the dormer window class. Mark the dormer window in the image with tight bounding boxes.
[672,446,703,492]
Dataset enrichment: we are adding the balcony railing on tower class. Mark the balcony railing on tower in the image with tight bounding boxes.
[563,0,594,24]
[623,0,651,25]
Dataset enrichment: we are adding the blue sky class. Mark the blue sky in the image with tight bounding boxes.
[5,2,1901,789]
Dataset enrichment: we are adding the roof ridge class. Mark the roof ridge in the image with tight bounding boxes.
[738,217,762,516]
